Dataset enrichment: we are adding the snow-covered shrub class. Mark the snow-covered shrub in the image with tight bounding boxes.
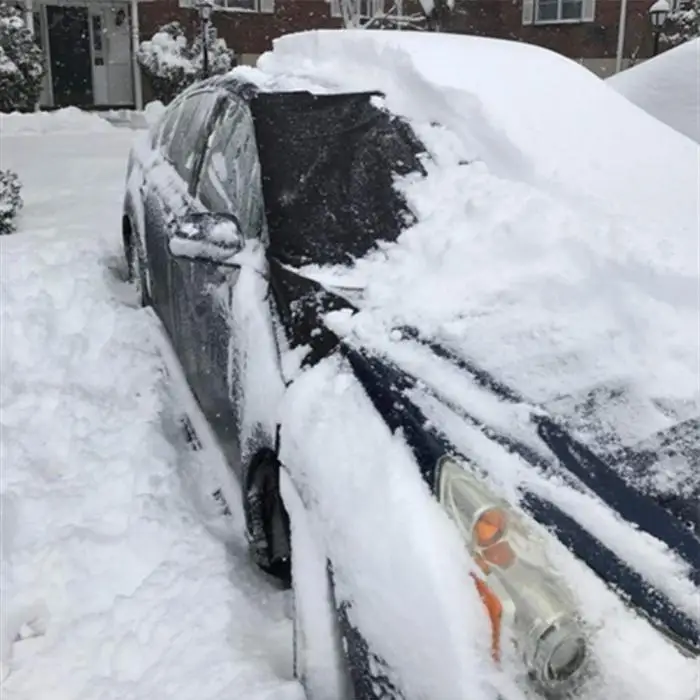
[0,3,45,113]
[137,21,236,105]
[661,0,699,47]
[0,170,23,235]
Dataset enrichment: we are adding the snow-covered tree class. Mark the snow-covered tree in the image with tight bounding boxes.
[0,170,22,235]
[661,0,700,47]
[0,3,45,113]
[137,21,236,105]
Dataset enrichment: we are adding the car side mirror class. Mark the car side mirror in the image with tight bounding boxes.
[169,212,244,266]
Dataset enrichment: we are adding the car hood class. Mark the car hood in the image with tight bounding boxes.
[274,260,699,530]
[269,257,699,657]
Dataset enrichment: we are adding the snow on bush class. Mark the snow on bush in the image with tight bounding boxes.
[661,0,699,47]
[0,2,45,113]
[137,21,236,104]
[0,170,22,235]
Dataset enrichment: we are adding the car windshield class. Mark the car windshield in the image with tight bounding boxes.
[250,90,426,268]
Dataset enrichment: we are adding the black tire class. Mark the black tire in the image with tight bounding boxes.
[243,448,292,586]
[125,224,150,308]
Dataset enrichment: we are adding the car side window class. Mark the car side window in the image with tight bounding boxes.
[157,97,183,150]
[196,98,264,239]
[165,91,221,186]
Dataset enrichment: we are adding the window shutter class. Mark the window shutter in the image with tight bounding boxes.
[329,0,342,17]
[581,0,595,21]
[522,0,535,24]
[259,0,274,13]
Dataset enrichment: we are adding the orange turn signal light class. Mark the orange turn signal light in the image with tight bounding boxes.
[474,508,507,547]
[472,574,503,661]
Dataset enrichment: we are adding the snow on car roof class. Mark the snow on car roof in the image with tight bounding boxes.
[245,30,699,452]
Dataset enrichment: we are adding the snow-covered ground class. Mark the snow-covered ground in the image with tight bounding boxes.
[607,39,700,144]
[0,113,300,700]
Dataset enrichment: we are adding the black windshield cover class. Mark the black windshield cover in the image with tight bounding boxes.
[250,91,426,267]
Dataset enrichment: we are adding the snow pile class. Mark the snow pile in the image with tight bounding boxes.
[144,99,166,126]
[607,39,700,144]
[0,122,299,699]
[0,106,115,134]
[99,101,166,130]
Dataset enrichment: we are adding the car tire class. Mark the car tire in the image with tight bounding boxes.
[126,228,150,308]
[244,447,292,585]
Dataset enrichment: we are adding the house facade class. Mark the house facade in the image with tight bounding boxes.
[22,0,661,110]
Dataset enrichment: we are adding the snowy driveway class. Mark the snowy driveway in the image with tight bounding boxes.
[0,118,300,700]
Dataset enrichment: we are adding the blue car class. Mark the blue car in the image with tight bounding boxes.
[122,67,699,700]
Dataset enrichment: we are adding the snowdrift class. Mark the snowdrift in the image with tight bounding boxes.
[607,39,700,144]
[0,106,116,135]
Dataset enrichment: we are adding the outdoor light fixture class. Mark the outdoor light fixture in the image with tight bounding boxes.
[649,0,670,55]
[197,0,215,77]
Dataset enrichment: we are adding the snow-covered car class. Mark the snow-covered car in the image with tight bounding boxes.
[122,31,699,700]
[607,38,700,145]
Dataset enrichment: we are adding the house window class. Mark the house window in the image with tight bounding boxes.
[214,0,256,10]
[359,0,385,17]
[536,0,584,22]
[179,0,273,11]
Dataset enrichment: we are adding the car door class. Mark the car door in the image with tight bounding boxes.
[186,95,269,474]
[142,88,226,363]
[141,95,183,333]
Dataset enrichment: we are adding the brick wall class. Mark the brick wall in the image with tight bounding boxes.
[444,0,656,60]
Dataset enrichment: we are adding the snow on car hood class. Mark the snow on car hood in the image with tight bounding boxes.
[254,30,700,456]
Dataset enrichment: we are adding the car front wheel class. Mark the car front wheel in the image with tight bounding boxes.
[125,222,149,308]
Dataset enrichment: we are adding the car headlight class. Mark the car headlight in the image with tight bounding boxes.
[438,456,588,695]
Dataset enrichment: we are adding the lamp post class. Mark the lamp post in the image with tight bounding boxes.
[615,0,630,74]
[649,0,670,56]
[197,0,214,78]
